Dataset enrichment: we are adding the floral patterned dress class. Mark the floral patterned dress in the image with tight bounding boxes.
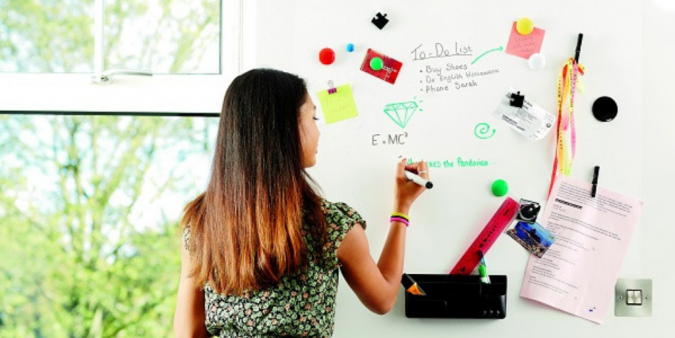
[183,200,366,338]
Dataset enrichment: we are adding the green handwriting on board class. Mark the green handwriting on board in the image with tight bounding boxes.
[317,84,359,124]
[383,97,424,129]
[407,157,493,169]
[474,123,496,139]
[471,46,503,65]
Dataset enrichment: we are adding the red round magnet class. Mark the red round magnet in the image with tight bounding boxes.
[319,48,335,65]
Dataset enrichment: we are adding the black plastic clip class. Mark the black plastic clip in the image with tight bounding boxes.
[509,91,525,108]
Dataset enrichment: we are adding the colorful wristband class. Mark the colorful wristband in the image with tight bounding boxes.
[390,216,410,227]
[391,212,410,221]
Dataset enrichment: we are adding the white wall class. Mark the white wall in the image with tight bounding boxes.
[253,0,673,336]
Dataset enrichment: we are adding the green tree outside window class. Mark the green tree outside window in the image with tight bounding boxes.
[0,1,221,337]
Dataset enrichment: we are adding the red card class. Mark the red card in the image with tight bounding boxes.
[360,48,403,84]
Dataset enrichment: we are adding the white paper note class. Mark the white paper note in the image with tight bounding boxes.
[492,88,556,141]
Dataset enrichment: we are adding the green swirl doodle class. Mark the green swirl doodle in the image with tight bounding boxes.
[474,123,496,139]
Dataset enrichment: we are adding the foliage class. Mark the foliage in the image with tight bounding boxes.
[0,115,216,338]
[0,1,221,337]
[0,0,219,73]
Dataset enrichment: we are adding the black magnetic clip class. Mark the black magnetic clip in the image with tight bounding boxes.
[509,91,525,108]
[517,199,541,224]
[372,12,389,30]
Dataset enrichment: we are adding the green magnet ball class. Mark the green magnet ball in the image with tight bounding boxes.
[370,57,384,71]
[491,179,508,197]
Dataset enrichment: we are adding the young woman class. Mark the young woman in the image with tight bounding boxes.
[173,68,429,338]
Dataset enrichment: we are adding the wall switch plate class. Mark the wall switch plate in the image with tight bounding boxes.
[615,278,652,317]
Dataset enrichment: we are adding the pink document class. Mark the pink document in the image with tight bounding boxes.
[505,22,546,59]
[520,176,642,324]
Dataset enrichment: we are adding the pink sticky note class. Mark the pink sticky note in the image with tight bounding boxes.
[505,22,546,59]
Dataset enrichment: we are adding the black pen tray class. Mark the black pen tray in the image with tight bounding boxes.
[402,274,507,319]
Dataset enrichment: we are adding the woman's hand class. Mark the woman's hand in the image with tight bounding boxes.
[393,158,429,213]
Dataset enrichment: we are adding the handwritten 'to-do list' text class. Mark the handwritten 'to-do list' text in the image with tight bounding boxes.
[412,42,500,93]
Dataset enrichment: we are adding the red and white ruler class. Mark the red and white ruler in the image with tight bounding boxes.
[450,197,519,275]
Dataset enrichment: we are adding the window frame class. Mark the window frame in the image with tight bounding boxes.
[0,0,254,115]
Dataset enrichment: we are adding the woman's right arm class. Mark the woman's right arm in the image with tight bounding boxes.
[338,159,428,315]
[173,240,209,338]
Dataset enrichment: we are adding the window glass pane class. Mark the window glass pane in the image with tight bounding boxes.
[0,114,218,336]
[0,0,95,73]
[104,0,221,74]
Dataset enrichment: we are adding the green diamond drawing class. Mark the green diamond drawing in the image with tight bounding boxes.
[383,101,419,128]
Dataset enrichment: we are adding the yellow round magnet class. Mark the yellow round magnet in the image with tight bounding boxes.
[516,18,534,35]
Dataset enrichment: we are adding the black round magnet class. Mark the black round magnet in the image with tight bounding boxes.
[592,96,618,122]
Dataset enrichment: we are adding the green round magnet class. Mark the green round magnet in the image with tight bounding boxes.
[491,179,508,197]
[370,57,384,71]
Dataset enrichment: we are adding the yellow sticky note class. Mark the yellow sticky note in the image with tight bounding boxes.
[317,84,359,124]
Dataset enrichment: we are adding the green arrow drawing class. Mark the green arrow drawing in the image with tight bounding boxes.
[471,46,503,65]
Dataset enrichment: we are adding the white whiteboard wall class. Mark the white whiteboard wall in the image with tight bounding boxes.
[252,0,675,336]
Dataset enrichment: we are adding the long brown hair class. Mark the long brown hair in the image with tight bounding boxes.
[181,69,326,295]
